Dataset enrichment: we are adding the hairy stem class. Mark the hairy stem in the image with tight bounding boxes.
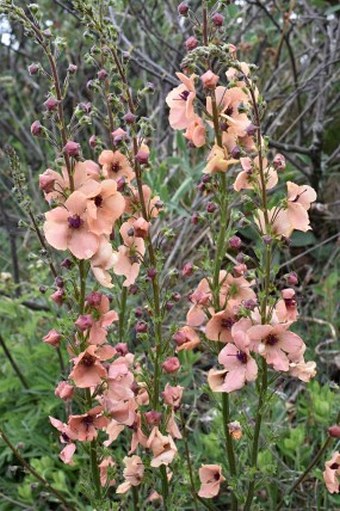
[222,393,238,511]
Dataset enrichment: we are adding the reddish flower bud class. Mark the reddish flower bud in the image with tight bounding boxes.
[61,258,73,270]
[116,176,126,192]
[162,357,180,373]
[75,314,93,331]
[246,123,257,136]
[28,63,39,75]
[123,111,137,124]
[112,128,128,145]
[63,141,80,157]
[273,153,286,171]
[145,410,162,425]
[147,268,157,280]
[178,2,189,15]
[172,292,181,302]
[55,276,64,288]
[328,425,340,438]
[86,291,103,307]
[89,135,97,148]
[129,284,139,295]
[212,13,224,27]
[135,321,148,333]
[231,146,241,159]
[243,299,257,311]
[43,329,61,347]
[166,301,174,311]
[201,70,219,89]
[31,120,43,136]
[44,97,59,111]
[263,235,272,245]
[185,36,198,51]
[182,262,194,277]
[67,63,78,74]
[50,288,65,306]
[229,235,242,249]
[206,202,217,213]
[39,285,47,294]
[135,306,143,318]
[97,68,108,81]
[39,169,56,192]
[191,212,200,224]
[136,150,149,165]
[287,272,298,286]
[55,381,74,400]
[115,343,129,356]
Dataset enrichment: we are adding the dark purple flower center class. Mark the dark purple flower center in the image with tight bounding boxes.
[179,90,190,101]
[111,162,121,173]
[82,415,95,427]
[94,195,103,207]
[266,334,279,346]
[330,463,339,470]
[284,298,296,310]
[67,214,82,229]
[226,106,233,116]
[221,318,235,330]
[236,351,248,364]
[81,354,95,367]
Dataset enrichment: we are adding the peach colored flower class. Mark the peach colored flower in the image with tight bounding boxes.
[90,237,115,288]
[187,278,212,327]
[219,273,256,308]
[275,288,298,322]
[289,359,317,382]
[173,325,201,352]
[59,443,76,464]
[162,384,184,408]
[87,293,118,345]
[208,330,257,392]
[116,455,144,494]
[248,322,305,371]
[198,464,225,499]
[166,72,196,130]
[129,412,148,454]
[112,221,146,287]
[99,456,115,488]
[69,344,114,388]
[256,207,292,238]
[184,115,206,147]
[234,156,278,192]
[43,329,61,347]
[104,419,125,446]
[203,145,238,174]
[286,181,317,232]
[55,381,74,401]
[323,451,340,494]
[147,427,178,467]
[79,179,125,236]
[98,150,135,182]
[126,184,162,219]
[166,411,182,439]
[205,305,239,343]
[67,406,108,442]
[44,191,99,259]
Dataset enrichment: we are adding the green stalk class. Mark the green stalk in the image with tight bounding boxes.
[118,287,128,342]
[132,486,139,510]
[222,393,238,510]
[180,411,199,511]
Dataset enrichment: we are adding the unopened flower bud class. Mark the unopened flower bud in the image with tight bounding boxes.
[55,381,74,400]
[39,285,47,294]
[136,321,148,333]
[44,97,59,111]
[182,262,193,277]
[50,288,64,306]
[123,111,137,124]
[136,150,149,165]
[166,301,174,311]
[185,36,198,51]
[61,258,73,270]
[287,272,298,286]
[172,292,181,302]
[273,153,286,171]
[63,141,80,157]
[191,213,200,224]
[328,425,340,438]
[134,308,143,320]
[231,146,241,159]
[178,2,189,15]
[246,123,257,136]
[162,357,180,373]
[129,284,139,295]
[228,420,242,440]
[86,291,102,307]
[145,410,162,425]
[206,202,217,213]
[31,120,43,136]
[67,63,78,74]
[43,329,61,347]
[97,68,108,81]
[243,299,257,311]
[200,70,219,89]
[229,235,242,249]
[75,314,93,331]
[263,235,272,245]
[147,268,157,280]
[115,343,129,356]
[55,276,64,288]
[89,135,97,148]
[116,176,126,192]
[112,128,128,145]
[212,13,224,27]
[28,63,39,75]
